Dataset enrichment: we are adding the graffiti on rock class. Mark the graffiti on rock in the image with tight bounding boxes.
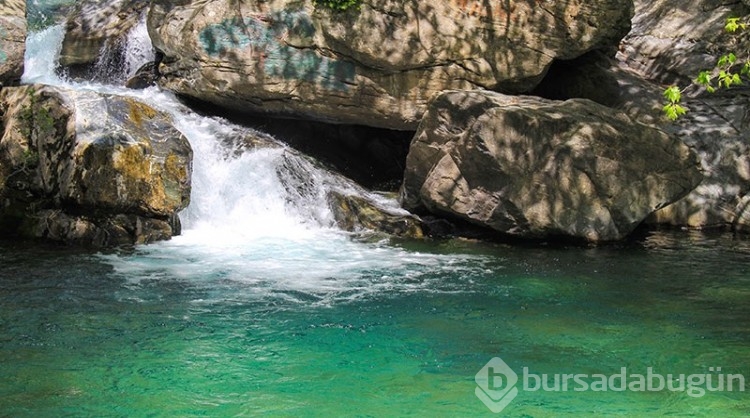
[199,10,355,91]
[0,27,7,65]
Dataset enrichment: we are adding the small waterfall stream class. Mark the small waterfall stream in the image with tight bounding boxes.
[20,20,481,304]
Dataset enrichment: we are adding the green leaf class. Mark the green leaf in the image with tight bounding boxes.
[742,62,750,76]
[726,17,741,33]
[696,71,712,86]
[717,54,737,67]
[718,70,733,88]
[663,86,682,103]
[717,56,727,67]
[663,103,687,121]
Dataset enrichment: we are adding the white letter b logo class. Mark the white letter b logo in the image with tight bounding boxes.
[475,357,519,413]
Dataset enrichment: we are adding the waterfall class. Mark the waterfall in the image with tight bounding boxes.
[21,22,352,241]
[122,15,154,80]
[88,15,154,84]
[17,17,483,304]
[21,23,65,85]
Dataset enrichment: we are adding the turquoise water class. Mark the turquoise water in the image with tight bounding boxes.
[1,230,749,417]
[8,17,750,418]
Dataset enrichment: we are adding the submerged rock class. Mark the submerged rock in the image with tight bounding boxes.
[148,0,633,130]
[0,0,26,86]
[400,90,703,242]
[0,84,192,246]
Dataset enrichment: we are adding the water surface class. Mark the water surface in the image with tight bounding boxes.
[1,231,749,417]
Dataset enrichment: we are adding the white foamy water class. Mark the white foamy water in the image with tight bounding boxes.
[21,24,485,304]
[123,16,154,79]
[22,23,65,85]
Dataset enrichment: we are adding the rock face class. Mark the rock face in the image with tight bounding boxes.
[148,0,633,130]
[400,90,703,242]
[645,89,750,229]
[0,0,26,86]
[618,0,747,86]
[59,0,150,81]
[0,85,192,246]
[614,0,750,230]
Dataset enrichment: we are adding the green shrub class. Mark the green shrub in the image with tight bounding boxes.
[314,0,361,12]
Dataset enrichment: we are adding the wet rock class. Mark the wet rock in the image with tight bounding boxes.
[269,146,424,238]
[0,84,192,246]
[20,210,174,247]
[59,0,150,81]
[328,190,423,238]
[125,61,159,89]
[400,90,703,242]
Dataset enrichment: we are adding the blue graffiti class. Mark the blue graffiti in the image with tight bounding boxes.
[199,10,355,91]
[0,27,7,65]
[199,18,271,55]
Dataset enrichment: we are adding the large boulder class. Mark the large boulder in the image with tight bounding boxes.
[0,85,192,246]
[400,90,703,242]
[148,0,633,130]
[0,0,26,86]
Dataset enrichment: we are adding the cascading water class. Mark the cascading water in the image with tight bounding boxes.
[21,20,482,304]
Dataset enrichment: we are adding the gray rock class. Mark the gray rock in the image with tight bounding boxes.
[20,210,176,247]
[148,0,633,130]
[0,85,192,246]
[646,89,750,229]
[400,90,703,242]
[0,0,26,86]
[617,0,748,86]
[271,145,425,238]
[59,0,149,81]
[614,0,750,230]
[328,190,423,238]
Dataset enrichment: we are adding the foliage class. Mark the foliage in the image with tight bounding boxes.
[663,16,749,121]
[314,0,361,12]
[662,86,687,121]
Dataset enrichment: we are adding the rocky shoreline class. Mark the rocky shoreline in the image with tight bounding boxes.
[1,0,749,246]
